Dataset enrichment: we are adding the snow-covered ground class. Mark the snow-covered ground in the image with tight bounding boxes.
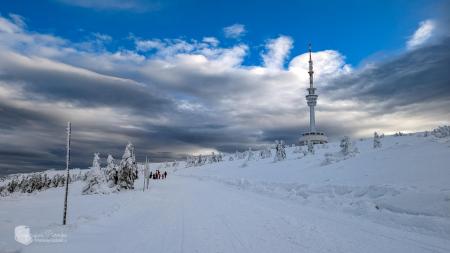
[1,134,450,253]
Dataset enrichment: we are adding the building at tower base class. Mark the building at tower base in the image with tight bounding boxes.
[299,44,328,146]
[299,132,328,145]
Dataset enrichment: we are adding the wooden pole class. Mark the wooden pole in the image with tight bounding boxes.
[63,122,71,225]
[143,156,146,192]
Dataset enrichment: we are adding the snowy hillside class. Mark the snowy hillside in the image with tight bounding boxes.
[1,133,450,253]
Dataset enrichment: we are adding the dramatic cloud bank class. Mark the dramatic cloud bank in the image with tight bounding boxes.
[0,14,449,174]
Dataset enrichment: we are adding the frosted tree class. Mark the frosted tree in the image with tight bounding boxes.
[241,148,255,167]
[117,143,138,190]
[431,125,450,138]
[307,140,315,154]
[246,148,255,161]
[208,152,222,163]
[82,153,108,194]
[373,132,382,148]
[274,140,286,162]
[216,153,223,162]
[340,136,351,155]
[105,154,118,188]
[340,136,358,156]
[259,147,272,159]
[293,145,302,154]
[185,155,195,167]
[93,153,100,168]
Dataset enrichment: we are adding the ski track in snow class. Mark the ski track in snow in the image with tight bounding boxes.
[1,175,449,253]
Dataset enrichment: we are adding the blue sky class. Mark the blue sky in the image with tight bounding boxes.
[1,0,442,65]
[0,0,449,174]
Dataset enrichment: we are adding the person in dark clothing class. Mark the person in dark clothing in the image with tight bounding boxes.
[164,171,167,179]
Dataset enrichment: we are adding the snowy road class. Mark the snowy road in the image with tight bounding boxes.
[4,174,448,253]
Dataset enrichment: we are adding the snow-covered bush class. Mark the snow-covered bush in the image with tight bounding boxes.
[431,125,450,138]
[82,153,109,194]
[117,143,138,190]
[274,140,286,162]
[373,132,382,148]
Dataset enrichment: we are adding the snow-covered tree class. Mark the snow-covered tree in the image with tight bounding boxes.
[241,148,256,167]
[105,154,118,188]
[307,140,315,154]
[293,145,302,154]
[82,153,108,194]
[117,143,138,190]
[0,170,88,196]
[259,147,272,159]
[246,148,255,161]
[340,136,358,156]
[234,150,245,160]
[207,152,223,163]
[373,132,382,148]
[431,125,450,138]
[274,140,286,162]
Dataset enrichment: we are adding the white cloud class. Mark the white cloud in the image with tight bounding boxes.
[135,39,165,52]
[407,19,436,50]
[289,49,351,83]
[261,36,293,70]
[92,32,112,42]
[0,14,24,33]
[202,37,219,47]
[223,24,246,39]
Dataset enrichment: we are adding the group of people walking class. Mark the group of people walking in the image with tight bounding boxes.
[149,170,167,180]
[143,167,168,191]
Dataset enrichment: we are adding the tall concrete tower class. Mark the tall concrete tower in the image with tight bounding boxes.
[306,43,317,133]
[299,44,328,145]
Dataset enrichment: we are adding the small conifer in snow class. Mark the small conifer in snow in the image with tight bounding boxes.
[373,132,382,148]
[307,141,315,154]
[105,154,119,188]
[117,143,138,190]
[274,140,286,162]
[340,136,358,156]
[82,153,108,194]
